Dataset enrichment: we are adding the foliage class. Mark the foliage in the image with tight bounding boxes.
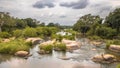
[23,27,37,37]
[0,39,31,54]
[116,64,120,68]
[13,29,23,38]
[95,26,117,39]
[39,44,53,53]
[0,32,10,38]
[36,27,59,38]
[105,8,120,34]
[54,42,66,51]
[106,40,120,48]
[73,14,102,34]
[88,35,102,40]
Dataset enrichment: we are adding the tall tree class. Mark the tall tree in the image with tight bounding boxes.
[104,8,120,34]
[73,14,102,35]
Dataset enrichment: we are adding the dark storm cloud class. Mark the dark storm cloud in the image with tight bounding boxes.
[60,0,89,9]
[33,0,55,8]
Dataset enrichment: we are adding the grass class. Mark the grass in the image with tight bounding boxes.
[54,42,66,51]
[116,64,120,68]
[39,44,53,53]
[0,39,31,54]
[106,40,120,48]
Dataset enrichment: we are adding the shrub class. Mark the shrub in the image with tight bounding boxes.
[39,44,53,53]
[0,39,31,54]
[95,26,117,39]
[23,27,37,37]
[13,29,23,38]
[54,42,66,51]
[116,64,120,68]
[88,35,102,40]
[0,32,10,38]
[106,40,120,48]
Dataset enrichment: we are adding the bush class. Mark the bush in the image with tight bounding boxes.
[88,35,102,40]
[39,44,53,53]
[13,29,23,38]
[95,26,117,39]
[106,40,120,48]
[0,32,10,38]
[116,64,120,68]
[54,42,66,51]
[0,39,31,54]
[23,27,37,37]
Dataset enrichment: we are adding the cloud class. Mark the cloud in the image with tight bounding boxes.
[60,0,89,9]
[33,0,55,9]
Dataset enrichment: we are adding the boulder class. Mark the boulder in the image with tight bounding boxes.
[40,39,56,45]
[2,39,10,43]
[26,38,42,45]
[62,39,81,50]
[92,54,116,63]
[15,51,29,57]
[109,45,120,53]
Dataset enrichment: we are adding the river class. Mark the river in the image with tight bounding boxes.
[0,38,119,68]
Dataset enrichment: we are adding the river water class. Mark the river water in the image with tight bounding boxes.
[0,38,119,68]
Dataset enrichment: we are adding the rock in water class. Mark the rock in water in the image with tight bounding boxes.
[26,38,43,45]
[15,51,29,57]
[92,54,116,63]
[109,45,120,53]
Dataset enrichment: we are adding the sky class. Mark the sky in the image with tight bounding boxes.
[0,0,120,25]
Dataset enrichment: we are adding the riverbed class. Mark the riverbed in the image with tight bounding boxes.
[0,38,119,68]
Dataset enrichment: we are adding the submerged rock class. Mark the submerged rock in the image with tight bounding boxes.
[92,54,117,63]
[15,51,29,57]
[90,41,103,46]
[58,56,70,60]
[109,45,120,53]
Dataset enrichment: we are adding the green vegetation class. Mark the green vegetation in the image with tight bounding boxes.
[54,42,66,51]
[39,44,53,53]
[116,64,120,68]
[23,27,37,38]
[0,32,11,38]
[106,40,120,48]
[0,39,31,54]
[73,8,120,40]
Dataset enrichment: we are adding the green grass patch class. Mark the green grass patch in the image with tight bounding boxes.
[0,39,31,54]
[39,44,53,53]
[54,42,66,51]
[116,64,120,68]
[106,40,120,48]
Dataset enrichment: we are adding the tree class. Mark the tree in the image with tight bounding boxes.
[104,8,120,34]
[73,14,102,35]
[47,22,55,27]
[24,18,38,27]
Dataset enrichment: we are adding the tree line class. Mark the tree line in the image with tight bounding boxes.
[73,8,120,39]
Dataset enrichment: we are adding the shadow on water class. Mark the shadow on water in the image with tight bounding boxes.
[0,38,119,68]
